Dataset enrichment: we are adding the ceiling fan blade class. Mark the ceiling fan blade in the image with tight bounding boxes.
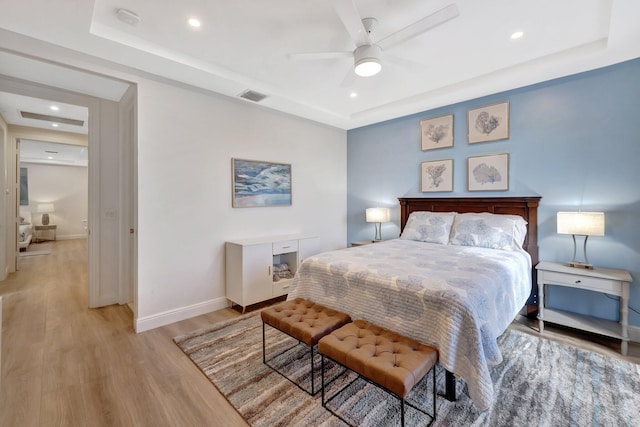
[288,51,353,61]
[339,67,357,88]
[334,0,370,47]
[377,3,460,50]
[385,53,428,70]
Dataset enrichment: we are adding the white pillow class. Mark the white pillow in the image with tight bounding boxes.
[20,211,32,225]
[400,211,456,244]
[449,212,527,250]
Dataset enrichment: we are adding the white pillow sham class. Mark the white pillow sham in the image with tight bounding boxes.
[449,212,527,250]
[400,211,456,244]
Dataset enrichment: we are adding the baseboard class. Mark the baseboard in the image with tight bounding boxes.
[134,297,230,333]
[629,324,640,343]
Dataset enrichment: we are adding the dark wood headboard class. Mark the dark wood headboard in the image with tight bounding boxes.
[398,196,541,265]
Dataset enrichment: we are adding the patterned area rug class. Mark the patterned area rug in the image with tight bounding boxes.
[174,312,640,426]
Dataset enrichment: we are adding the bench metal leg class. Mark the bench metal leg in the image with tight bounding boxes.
[445,370,456,401]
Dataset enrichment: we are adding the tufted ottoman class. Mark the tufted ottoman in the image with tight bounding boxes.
[261,298,351,394]
[319,319,438,426]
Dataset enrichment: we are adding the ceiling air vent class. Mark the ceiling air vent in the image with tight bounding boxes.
[239,90,267,103]
[20,111,85,127]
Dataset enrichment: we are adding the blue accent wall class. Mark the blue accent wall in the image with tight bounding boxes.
[347,58,640,327]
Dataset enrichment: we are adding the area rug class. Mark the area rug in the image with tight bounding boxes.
[174,312,640,426]
[19,242,52,257]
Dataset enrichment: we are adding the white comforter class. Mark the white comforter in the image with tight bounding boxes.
[287,238,531,410]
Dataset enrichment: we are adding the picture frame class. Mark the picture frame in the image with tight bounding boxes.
[421,159,453,192]
[420,114,454,151]
[467,153,509,191]
[232,158,292,207]
[467,101,509,143]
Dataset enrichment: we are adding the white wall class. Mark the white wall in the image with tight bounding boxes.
[0,36,347,331]
[19,162,87,238]
[135,79,347,331]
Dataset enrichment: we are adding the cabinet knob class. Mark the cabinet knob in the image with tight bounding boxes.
[575,280,581,284]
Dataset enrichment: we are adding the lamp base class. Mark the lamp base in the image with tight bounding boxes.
[565,261,594,270]
[42,213,50,226]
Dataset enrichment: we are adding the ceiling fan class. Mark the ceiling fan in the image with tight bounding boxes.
[289,0,460,81]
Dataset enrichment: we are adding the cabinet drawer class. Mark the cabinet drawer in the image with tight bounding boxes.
[273,240,298,255]
[541,271,621,294]
[273,278,294,296]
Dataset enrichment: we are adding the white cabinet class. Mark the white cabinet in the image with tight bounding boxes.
[226,234,319,311]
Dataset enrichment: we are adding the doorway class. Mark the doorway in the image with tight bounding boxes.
[0,70,136,318]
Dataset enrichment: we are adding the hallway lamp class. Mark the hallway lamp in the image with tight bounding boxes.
[38,203,55,225]
[557,211,605,269]
[365,207,390,241]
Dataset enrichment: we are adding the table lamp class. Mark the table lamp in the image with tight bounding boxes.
[38,203,55,225]
[365,207,390,241]
[557,211,604,269]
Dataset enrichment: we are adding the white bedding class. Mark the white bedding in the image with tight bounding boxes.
[287,238,531,410]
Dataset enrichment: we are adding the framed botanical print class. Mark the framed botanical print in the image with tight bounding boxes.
[467,102,509,143]
[420,114,454,151]
[468,153,509,191]
[421,159,453,192]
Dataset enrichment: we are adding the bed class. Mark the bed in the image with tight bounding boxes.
[287,196,541,410]
[18,210,33,251]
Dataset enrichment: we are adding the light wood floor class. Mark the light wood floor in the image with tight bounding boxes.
[0,240,247,427]
[1,240,638,426]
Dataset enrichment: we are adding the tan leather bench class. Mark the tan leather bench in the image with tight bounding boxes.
[261,298,351,394]
[319,319,438,426]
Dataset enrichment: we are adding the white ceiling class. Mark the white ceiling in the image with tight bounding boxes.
[0,92,88,135]
[0,0,639,130]
[20,140,88,167]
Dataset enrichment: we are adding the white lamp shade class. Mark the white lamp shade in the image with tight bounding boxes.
[557,212,604,236]
[366,207,390,223]
[37,203,55,213]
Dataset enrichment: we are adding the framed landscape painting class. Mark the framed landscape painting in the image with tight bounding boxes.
[420,114,454,151]
[468,153,509,191]
[421,159,453,192]
[467,101,509,143]
[232,158,292,207]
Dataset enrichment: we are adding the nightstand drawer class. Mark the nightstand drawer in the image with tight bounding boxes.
[541,271,621,294]
[273,240,298,255]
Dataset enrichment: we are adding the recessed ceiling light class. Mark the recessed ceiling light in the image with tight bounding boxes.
[350,92,357,98]
[47,156,53,160]
[50,105,59,111]
[51,123,59,127]
[188,18,201,28]
[511,31,524,40]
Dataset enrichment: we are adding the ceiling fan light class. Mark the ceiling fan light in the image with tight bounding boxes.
[354,44,382,77]
[355,58,381,76]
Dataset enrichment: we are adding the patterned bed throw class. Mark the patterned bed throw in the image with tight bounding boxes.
[287,238,531,410]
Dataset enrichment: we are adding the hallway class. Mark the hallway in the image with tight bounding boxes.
[0,239,246,426]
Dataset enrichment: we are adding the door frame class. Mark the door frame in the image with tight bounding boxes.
[0,73,136,312]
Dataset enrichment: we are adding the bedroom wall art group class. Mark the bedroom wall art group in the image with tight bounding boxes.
[420,101,510,192]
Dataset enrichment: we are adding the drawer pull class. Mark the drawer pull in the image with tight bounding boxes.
[282,245,291,249]
[575,280,581,284]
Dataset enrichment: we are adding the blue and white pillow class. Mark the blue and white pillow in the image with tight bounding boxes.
[400,211,456,244]
[449,212,527,250]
